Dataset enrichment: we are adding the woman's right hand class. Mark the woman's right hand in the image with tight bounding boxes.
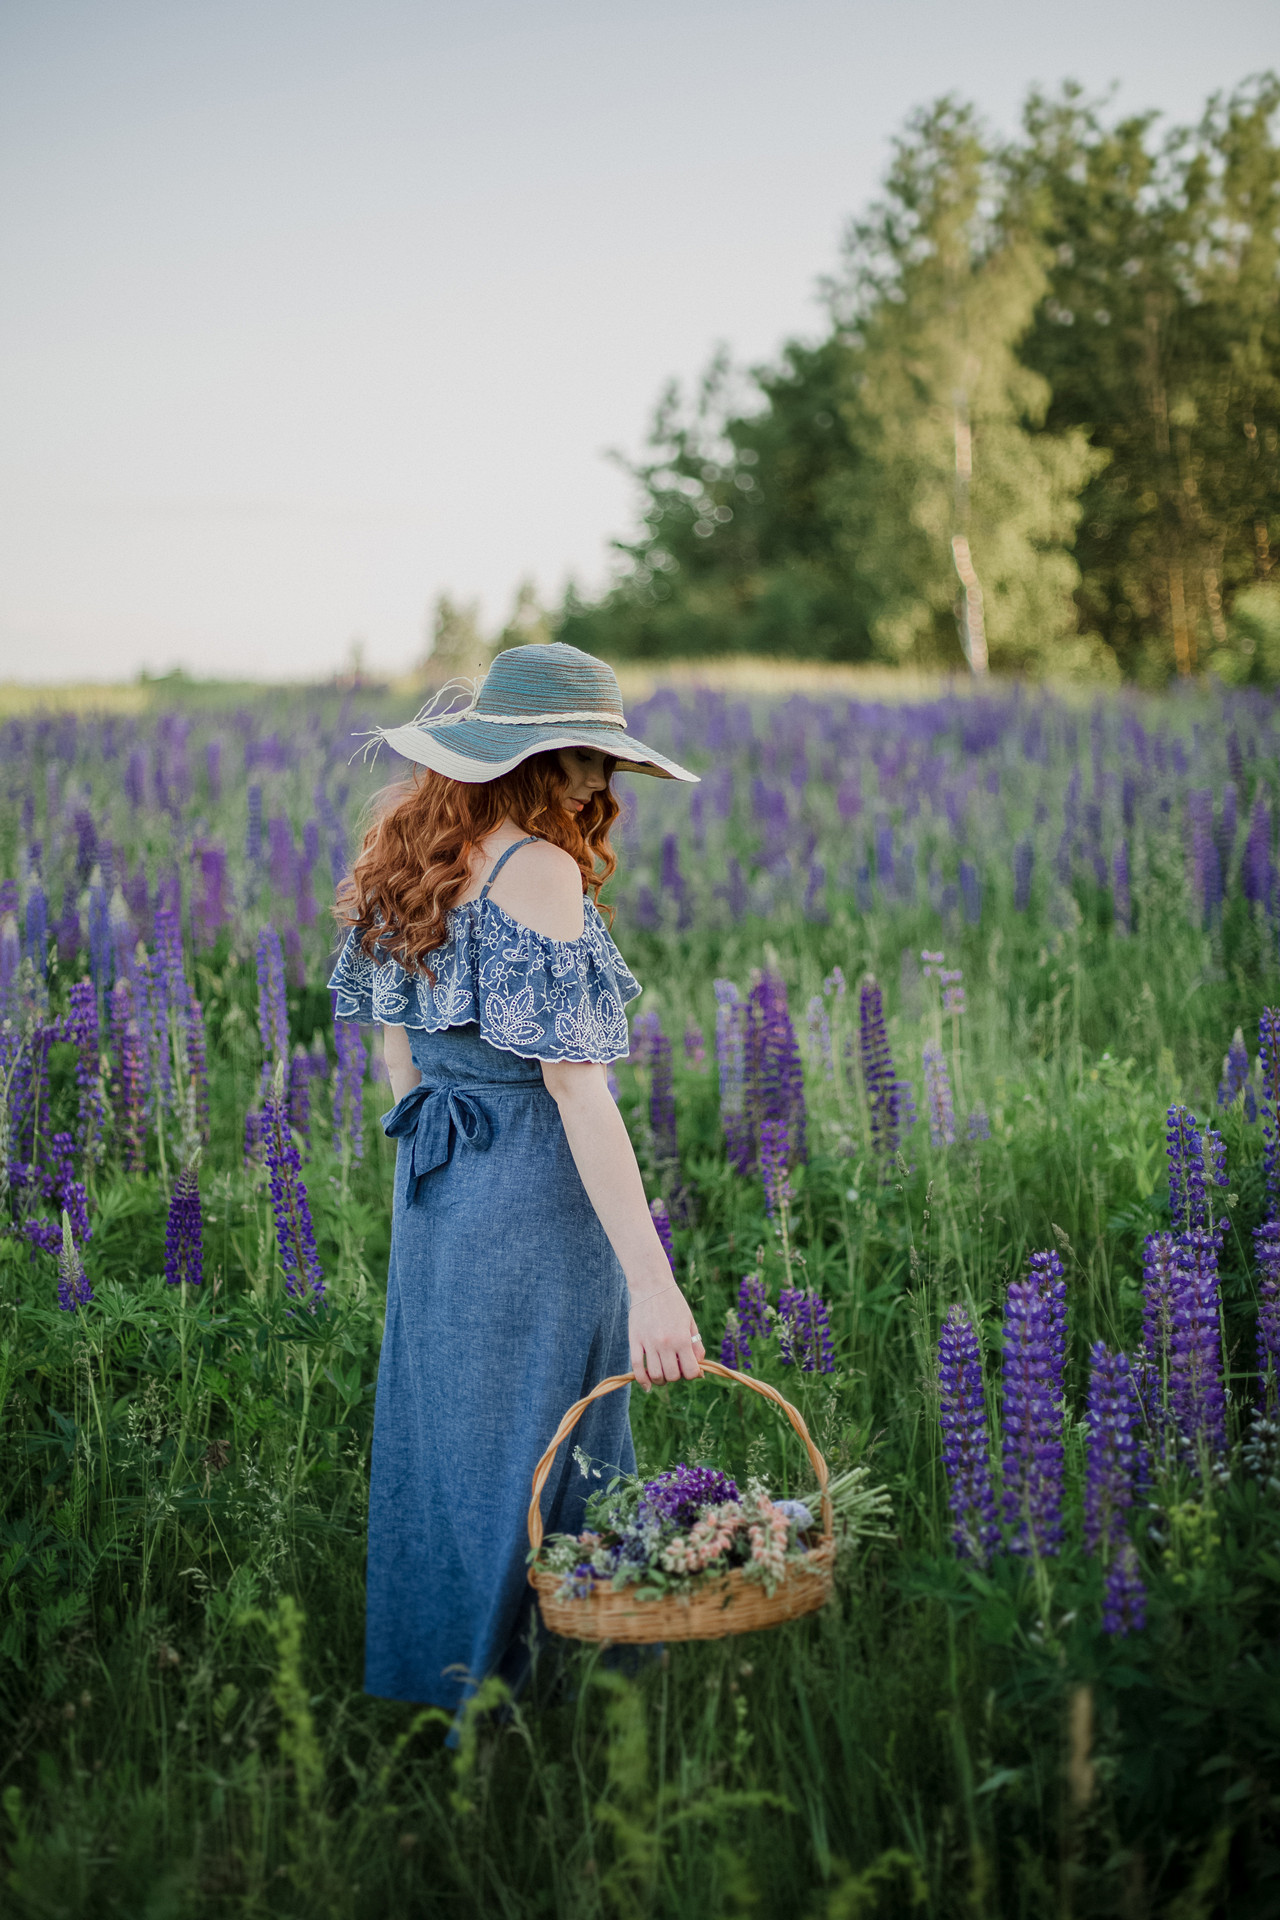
[629,1280,704,1391]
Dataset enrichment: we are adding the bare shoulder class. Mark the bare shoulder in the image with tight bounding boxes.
[488,838,585,941]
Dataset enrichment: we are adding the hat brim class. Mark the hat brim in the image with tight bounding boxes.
[378,717,699,784]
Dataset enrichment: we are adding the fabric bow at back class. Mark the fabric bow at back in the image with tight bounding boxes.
[382,1083,493,1205]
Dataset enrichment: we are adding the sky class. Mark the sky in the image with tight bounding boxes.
[1,0,1275,683]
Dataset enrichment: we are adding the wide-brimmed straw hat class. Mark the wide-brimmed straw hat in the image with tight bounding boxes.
[377,642,698,784]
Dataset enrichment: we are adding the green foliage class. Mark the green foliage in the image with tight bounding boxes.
[564,79,1280,681]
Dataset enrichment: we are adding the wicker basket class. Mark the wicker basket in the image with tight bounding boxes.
[527,1360,835,1643]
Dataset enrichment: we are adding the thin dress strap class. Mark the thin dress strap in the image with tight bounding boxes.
[478,835,541,902]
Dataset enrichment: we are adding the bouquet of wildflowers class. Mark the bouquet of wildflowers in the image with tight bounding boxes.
[535,1462,821,1601]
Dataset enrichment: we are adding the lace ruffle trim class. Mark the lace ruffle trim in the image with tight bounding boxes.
[327,896,642,1063]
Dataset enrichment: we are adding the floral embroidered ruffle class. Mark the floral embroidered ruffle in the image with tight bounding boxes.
[327,897,643,1063]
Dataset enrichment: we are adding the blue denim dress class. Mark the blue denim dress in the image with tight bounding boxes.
[328,839,641,1708]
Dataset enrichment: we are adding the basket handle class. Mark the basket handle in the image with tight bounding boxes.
[526,1360,833,1562]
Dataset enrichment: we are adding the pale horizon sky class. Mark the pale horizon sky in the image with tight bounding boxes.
[1,0,1275,683]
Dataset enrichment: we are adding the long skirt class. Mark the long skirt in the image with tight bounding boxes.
[364,1020,634,1708]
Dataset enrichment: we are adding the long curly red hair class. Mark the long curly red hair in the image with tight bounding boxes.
[335,748,620,973]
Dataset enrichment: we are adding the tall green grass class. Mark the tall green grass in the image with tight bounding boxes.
[3,876,1280,1916]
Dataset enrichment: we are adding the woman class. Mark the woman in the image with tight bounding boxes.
[329,640,705,1710]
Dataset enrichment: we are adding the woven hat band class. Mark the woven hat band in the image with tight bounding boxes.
[430,708,627,729]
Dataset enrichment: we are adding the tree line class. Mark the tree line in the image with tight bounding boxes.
[553,79,1280,682]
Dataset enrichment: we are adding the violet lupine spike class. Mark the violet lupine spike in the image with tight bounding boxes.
[1142,1231,1178,1380]
[1218,1028,1251,1108]
[153,902,189,1023]
[759,1116,793,1220]
[66,979,103,1161]
[967,1107,990,1142]
[287,1046,312,1149]
[332,1009,366,1162]
[56,1209,93,1313]
[937,1305,999,1564]
[1166,1104,1207,1233]
[628,1009,662,1067]
[721,1273,768,1370]
[261,1071,324,1303]
[1253,1220,1280,1411]
[1169,1226,1228,1459]
[1259,1009,1280,1210]
[713,979,752,1175]
[683,1025,706,1070]
[747,970,807,1166]
[1083,1343,1142,1557]
[923,1044,957,1149]
[1203,1126,1227,1194]
[648,1024,678,1168]
[649,1197,676,1273]
[858,973,900,1168]
[244,1109,262,1166]
[1000,1252,1066,1556]
[164,1161,204,1287]
[109,980,146,1173]
[25,879,47,979]
[1103,1537,1147,1637]
[256,925,289,1087]
[777,1287,835,1374]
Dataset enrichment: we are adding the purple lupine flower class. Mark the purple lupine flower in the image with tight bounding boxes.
[638,1465,740,1527]
[1202,1125,1227,1194]
[25,1133,91,1257]
[1253,1219,1280,1410]
[261,1072,324,1302]
[937,1304,998,1564]
[1169,1226,1227,1459]
[1218,1029,1250,1108]
[777,1287,835,1374]
[1083,1344,1142,1556]
[87,869,111,991]
[629,1009,662,1067]
[721,1271,768,1369]
[859,974,900,1167]
[683,1025,706,1070]
[193,845,229,948]
[1000,1251,1066,1556]
[109,980,146,1172]
[283,924,305,989]
[1112,840,1132,935]
[759,1116,793,1220]
[747,970,806,1166]
[153,902,188,1024]
[332,1008,366,1162]
[939,968,966,1018]
[648,1022,677,1166]
[1166,1105,1207,1233]
[1242,796,1273,905]
[1142,1231,1177,1382]
[56,1209,93,1312]
[1103,1537,1147,1636]
[256,925,288,1085]
[245,785,264,866]
[649,1197,676,1272]
[923,1045,957,1149]
[164,1161,204,1287]
[0,911,18,1019]
[24,877,47,978]
[244,1109,262,1166]
[1260,1009,1280,1209]
[1012,838,1034,912]
[967,1107,990,1142]
[287,1046,312,1148]
[823,966,846,1000]
[66,979,103,1160]
[713,979,752,1175]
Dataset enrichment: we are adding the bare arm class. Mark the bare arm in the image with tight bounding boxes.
[542,1058,703,1391]
[383,1023,421,1104]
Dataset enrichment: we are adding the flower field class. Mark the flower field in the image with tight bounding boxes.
[4,674,1280,1916]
